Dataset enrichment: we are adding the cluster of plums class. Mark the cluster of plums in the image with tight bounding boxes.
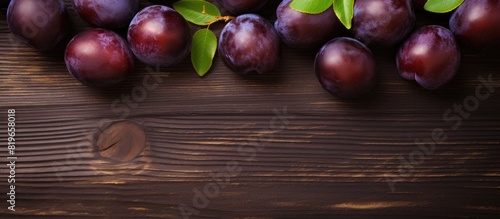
[278,0,498,98]
[5,0,500,98]
[6,0,192,86]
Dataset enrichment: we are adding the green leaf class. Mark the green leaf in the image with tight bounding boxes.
[333,0,354,29]
[424,0,464,13]
[173,0,221,26]
[191,28,217,77]
[290,0,332,14]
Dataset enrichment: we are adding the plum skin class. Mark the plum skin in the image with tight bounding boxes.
[65,29,134,87]
[217,0,269,15]
[218,14,281,75]
[127,5,191,67]
[397,25,460,90]
[72,0,140,29]
[274,0,341,49]
[314,37,377,99]
[449,0,500,50]
[351,0,415,46]
[7,0,71,51]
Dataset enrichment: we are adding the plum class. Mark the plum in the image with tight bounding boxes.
[274,0,341,49]
[127,5,191,67]
[65,29,134,87]
[7,0,70,51]
[218,14,280,75]
[314,37,377,99]
[72,0,140,29]
[449,0,500,50]
[351,0,415,46]
[397,25,460,90]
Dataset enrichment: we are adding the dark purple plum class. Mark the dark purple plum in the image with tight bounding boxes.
[314,37,377,99]
[219,14,280,75]
[449,0,500,50]
[72,0,140,29]
[217,0,268,15]
[128,5,191,67]
[274,0,341,49]
[7,0,70,51]
[351,0,415,46]
[65,29,134,87]
[397,25,460,90]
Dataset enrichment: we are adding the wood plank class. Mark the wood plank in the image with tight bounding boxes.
[0,0,500,218]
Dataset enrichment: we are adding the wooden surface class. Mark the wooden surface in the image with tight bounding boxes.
[1,1,500,218]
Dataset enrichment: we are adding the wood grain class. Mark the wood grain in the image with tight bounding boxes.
[1,1,500,218]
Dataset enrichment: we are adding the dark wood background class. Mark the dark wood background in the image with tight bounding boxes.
[1,0,500,218]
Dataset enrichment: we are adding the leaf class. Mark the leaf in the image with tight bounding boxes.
[424,0,464,13]
[290,0,332,14]
[333,0,354,29]
[191,28,217,77]
[173,0,221,26]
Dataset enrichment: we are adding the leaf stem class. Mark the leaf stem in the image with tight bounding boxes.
[205,15,235,25]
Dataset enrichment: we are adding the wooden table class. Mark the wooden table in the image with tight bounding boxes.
[1,1,500,218]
